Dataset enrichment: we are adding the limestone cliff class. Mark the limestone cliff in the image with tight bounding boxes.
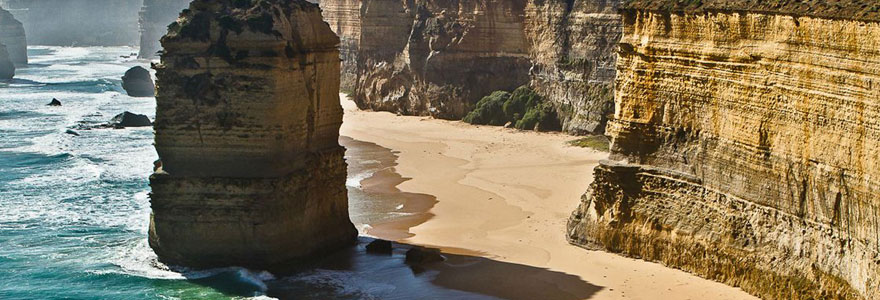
[568,3,880,299]
[150,0,356,269]
[325,0,532,119]
[0,6,25,66]
[322,0,621,131]
[524,0,620,134]
[0,42,13,79]
[138,0,191,59]
[0,0,141,46]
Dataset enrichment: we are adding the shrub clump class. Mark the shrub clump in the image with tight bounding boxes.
[462,91,510,126]
[464,85,560,131]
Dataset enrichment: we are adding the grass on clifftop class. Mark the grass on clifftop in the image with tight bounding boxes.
[568,135,610,152]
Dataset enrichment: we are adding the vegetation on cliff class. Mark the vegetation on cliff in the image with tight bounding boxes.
[624,0,880,21]
[463,86,561,131]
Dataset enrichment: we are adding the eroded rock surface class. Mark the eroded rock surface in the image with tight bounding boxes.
[324,0,532,119]
[150,0,356,269]
[0,6,26,66]
[568,4,880,299]
[322,0,622,132]
[138,0,191,59]
[524,0,620,134]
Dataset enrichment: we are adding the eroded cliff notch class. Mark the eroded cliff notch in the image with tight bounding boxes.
[568,4,880,299]
[150,0,357,269]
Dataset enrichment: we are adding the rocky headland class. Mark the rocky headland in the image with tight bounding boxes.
[149,0,356,269]
[138,0,192,59]
[322,0,622,133]
[0,6,26,66]
[567,1,880,299]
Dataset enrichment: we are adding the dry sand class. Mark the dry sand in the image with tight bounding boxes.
[339,95,757,300]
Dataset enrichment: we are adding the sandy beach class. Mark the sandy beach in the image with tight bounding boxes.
[339,95,757,300]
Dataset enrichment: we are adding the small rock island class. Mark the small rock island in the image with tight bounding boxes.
[149,0,357,269]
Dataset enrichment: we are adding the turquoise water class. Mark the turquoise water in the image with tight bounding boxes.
[0,46,506,300]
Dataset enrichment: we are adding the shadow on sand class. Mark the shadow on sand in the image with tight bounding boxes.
[184,237,603,300]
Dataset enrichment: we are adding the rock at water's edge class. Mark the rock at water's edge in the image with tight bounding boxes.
[47,98,62,106]
[122,66,155,97]
[110,112,152,128]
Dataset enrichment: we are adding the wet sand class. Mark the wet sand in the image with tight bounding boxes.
[339,95,757,300]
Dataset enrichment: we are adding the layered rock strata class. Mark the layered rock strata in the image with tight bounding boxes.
[150,0,356,269]
[322,0,622,132]
[0,6,25,66]
[138,0,191,59]
[0,0,141,46]
[325,0,533,119]
[523,0,620,134]
[0,42,13,79]
[568,3,880,299]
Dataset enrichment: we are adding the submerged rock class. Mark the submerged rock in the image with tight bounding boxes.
[110,112,152,128]
[121,66,155,97]
[0,43,13,79]
[149,0,357,270]
[64,129,80,136]
[47,98,62,106]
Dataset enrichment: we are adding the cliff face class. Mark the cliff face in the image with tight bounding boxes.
[0,0,141,46]
[568,5,880,299]
[0,6,25,66]
[325,0,533,119]
[150,0,356,269]
[0,42,13,79]
[524,0,620,134]
[138,0,190,59]
[322,0,621,131]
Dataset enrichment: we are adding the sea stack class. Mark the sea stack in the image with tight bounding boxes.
[0,42,13,79]
[568,1,880,299]
[121,66,155,97]
[149,0,356,269]
[138,0,191,59]
[0,6,26,66]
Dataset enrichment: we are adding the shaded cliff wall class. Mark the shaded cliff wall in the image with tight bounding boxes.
[325,0,533,119]
[0,0,141,46]
[150,0,356,269]
[568,4,880,299]
[323,0,621,132]
[524,0,620,134]
[0,6,25,66]
[138,0,190,59]
[0,42,13,79]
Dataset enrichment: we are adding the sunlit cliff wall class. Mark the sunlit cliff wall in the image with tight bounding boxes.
[568,1,880,299]
[149,0,356,269]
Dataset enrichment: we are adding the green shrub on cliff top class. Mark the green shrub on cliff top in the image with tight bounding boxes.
[463,91,510,126]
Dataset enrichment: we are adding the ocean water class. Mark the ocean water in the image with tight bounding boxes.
[0,46,500,300]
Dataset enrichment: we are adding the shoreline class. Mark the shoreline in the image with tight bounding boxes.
[340,94,758,299]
